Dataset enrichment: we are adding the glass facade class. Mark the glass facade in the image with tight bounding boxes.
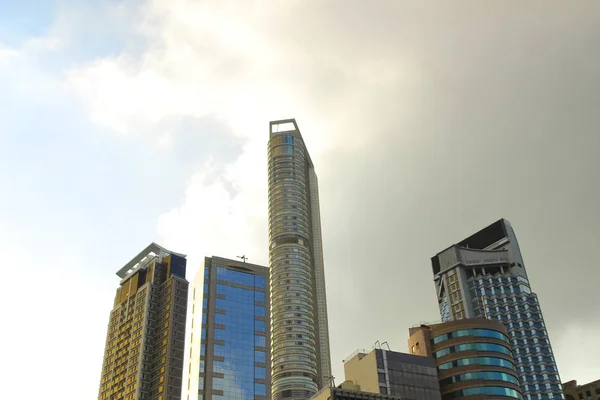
[442,386,523,400]
[188,258,269,400]
[434,342,513,358]
[438,356,516,371]
[433,328,509,344]
[440,371,521,386]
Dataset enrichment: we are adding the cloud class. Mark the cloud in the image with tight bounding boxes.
[64,0,600,396]
[553,323,600,384]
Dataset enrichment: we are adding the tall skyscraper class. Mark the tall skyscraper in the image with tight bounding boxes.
[98,243,189,400]
[431,219,563,400]
[187,256,270,400]
[268,119,332,400]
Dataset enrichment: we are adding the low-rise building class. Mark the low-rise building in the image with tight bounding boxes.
[563,379,600,400]
[310,381,404,400]
[343,347,441,400]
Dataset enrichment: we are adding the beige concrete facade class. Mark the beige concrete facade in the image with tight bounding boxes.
[563,379,600,400]
[343,350,379,394]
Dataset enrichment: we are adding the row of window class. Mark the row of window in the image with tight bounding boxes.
[438,356,516,371]
[215,268,266,288]
[440,371,520,386]
[212,378,267,396]
[271,135,294,145]
[442,386,522,400]
[433,329,509,344]
[434,342,513,359]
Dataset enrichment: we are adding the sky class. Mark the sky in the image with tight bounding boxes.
[1,0,600,398]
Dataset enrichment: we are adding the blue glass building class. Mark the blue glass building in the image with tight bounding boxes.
[188,257,270,400]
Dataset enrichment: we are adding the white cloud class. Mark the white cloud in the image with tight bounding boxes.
[62,0,600,396]
[0,44,19,63]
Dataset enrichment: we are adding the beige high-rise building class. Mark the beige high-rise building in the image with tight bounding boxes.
[97,243,189,400]
[268,119,332,400]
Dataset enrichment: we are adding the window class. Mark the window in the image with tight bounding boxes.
[255,305,266,317]
[255,320,266,332]
[442,386,522,399]
[255,291,265,303]
[255,367,266,380]
[255,383,267,396]
[255,351,266,363]
[255,335,266,347]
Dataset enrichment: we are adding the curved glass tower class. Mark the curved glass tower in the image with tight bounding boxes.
[431,219,563,400]
[268,119,331,400]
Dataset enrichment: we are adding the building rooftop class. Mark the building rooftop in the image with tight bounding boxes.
[116,242,186,279]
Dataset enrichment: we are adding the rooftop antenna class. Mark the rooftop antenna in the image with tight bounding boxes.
[326,375,336,388]
[381,341,391,351]
[237,255,248,263]
[374,340,381,349]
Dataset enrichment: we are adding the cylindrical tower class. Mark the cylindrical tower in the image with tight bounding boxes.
[268,120,319,399]
[409,319,523,400]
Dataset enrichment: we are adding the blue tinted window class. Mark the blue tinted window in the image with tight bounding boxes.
[440,371,520,386]
[255,366,266,379]
[255,383,267,396]
[438,357,516,371]
[255,305,265,317]
[201,328,206,340]
[200,344,206,356]
[255,335,266,347]
[256,276,265,288]
[255,291,265,302]
[216,298,227,310]
[255,320,266,332]
[214,328,226,341]
[255,351,266,363]
[214,344,226,357]
[202,312,207,324]
[448,386,522,399]
[199,360,205,372]
[204,267,209,279]
[202,297,208,309]
[216,267,260,287]
[215,313,226,325]
[434,342,513,358]
[433,329,509,344]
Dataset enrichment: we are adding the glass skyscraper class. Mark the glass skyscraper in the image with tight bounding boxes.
[431,219,563,400]
[188,257,270,400]
[268,119,332,400]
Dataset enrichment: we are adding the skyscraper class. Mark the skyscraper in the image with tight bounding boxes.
[187,256,270,400]
[98,243,189,400]
[431,219,563,400]
[268,119,332,400]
